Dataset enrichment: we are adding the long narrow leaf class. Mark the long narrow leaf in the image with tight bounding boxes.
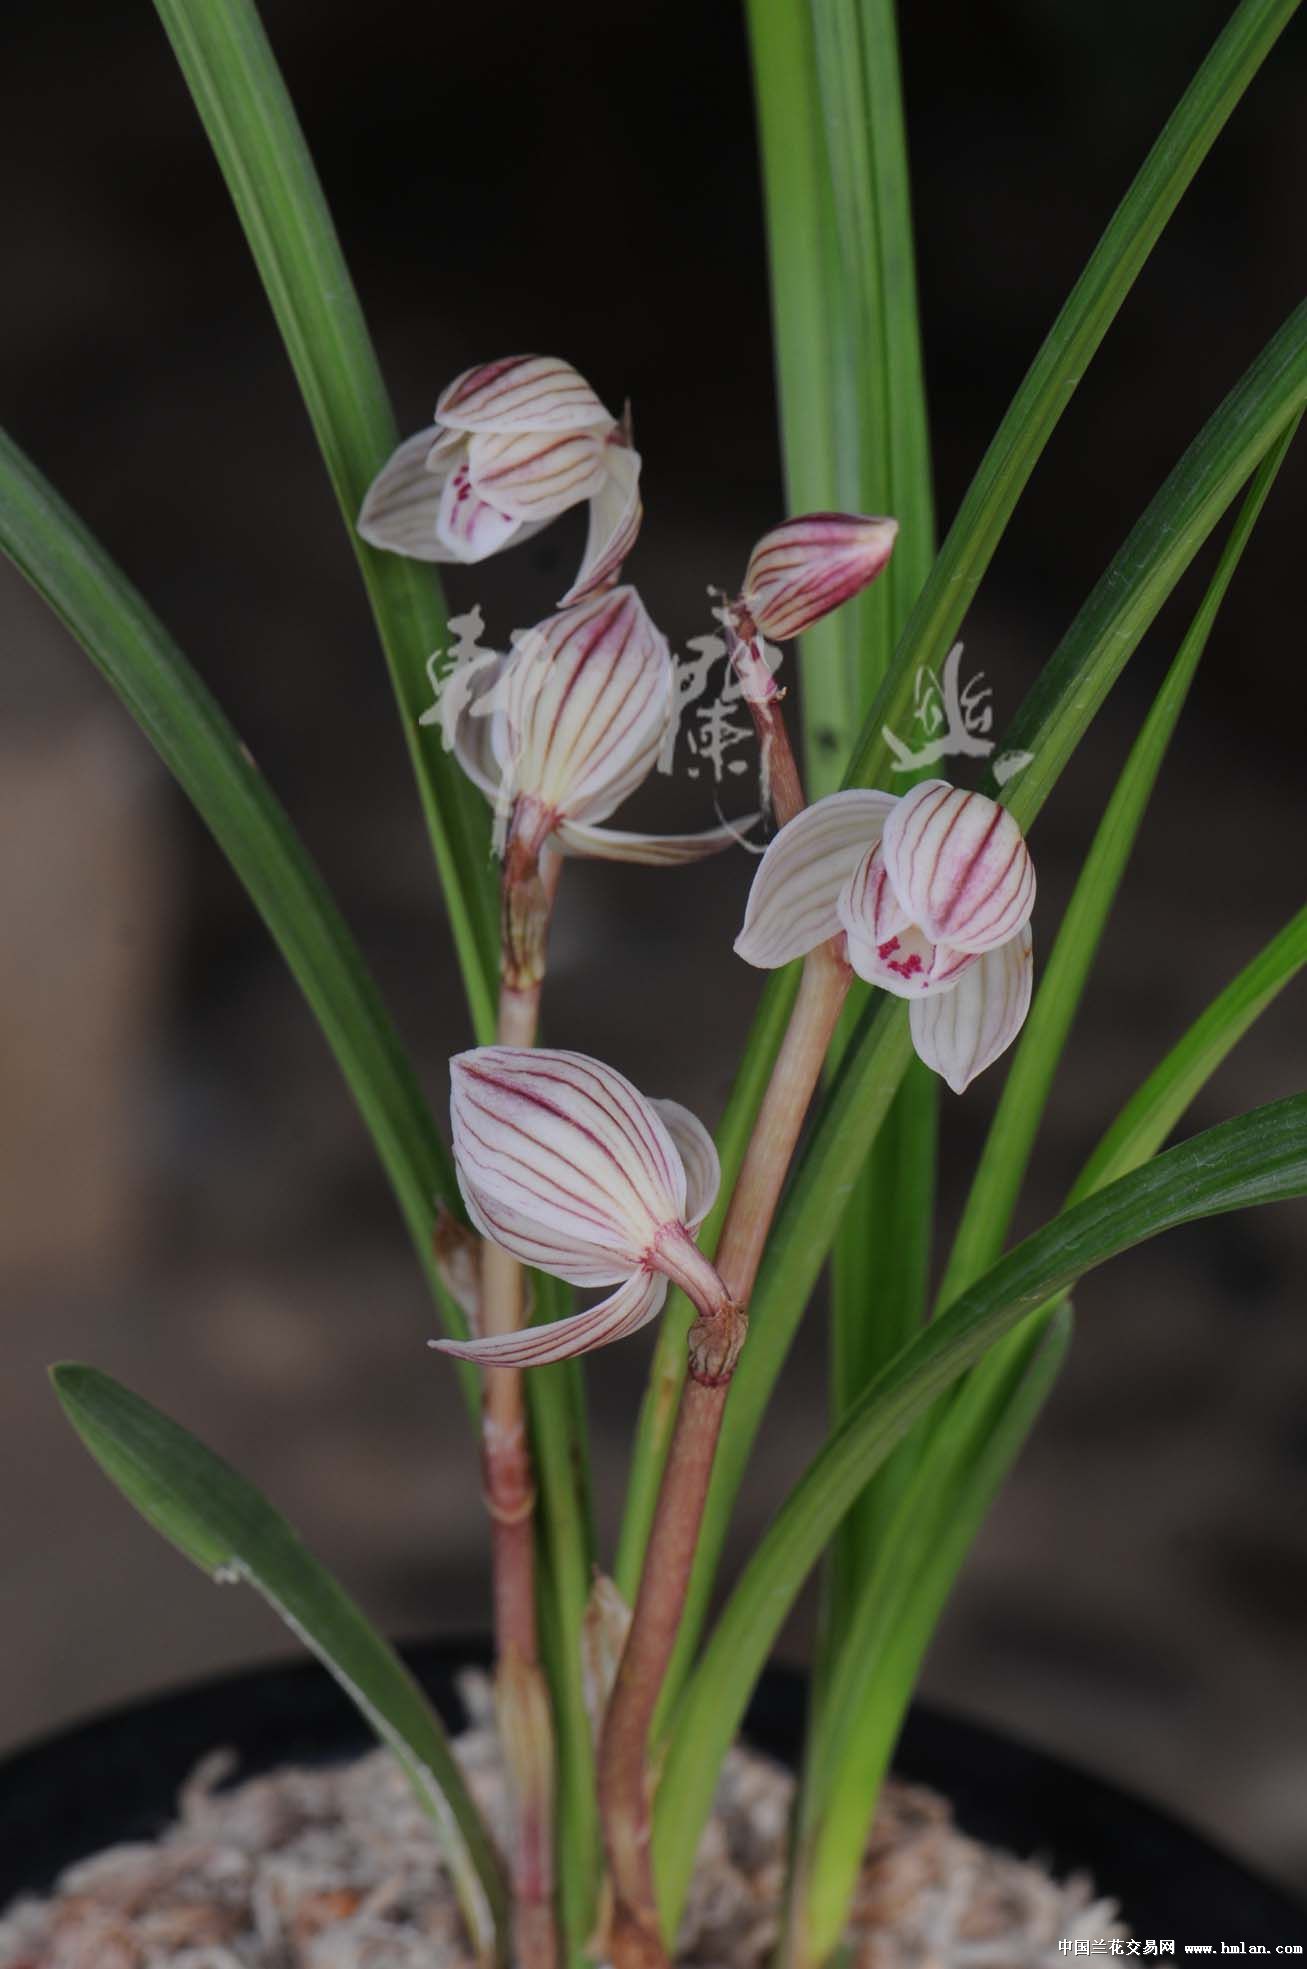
[939,417,1299,1305]
[787,889,1307,1956]
[656,297,1307,1699]
[152,0,499,1038]
[803,0,940,1662]
[786,1304,1072,1965]
[0,434,463,1333]
[843,0,1301,796]
[746,0,850,797]
[1075,902,1307,1200]
[53,1365,509,1961]
[655,1093,1307,1927]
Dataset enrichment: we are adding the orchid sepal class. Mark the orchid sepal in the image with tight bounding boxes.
[733,789,898,969]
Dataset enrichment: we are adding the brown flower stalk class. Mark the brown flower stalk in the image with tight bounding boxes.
[481,831,560,1969]
[598,662,851,1969]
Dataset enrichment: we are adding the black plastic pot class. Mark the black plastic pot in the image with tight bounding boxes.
[0,1639,1302,1947]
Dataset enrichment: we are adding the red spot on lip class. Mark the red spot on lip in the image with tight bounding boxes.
[878,934,924,981]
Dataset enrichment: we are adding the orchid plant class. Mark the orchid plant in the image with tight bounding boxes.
[4,2,1306,1968]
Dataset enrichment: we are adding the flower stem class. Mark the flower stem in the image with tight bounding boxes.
[483,835,559,1969]
[600,937,850,1964]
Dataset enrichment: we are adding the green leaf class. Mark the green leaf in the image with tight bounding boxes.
[997,308,1307,834]
[939,416,1300,1306]
[1074,901,1307,1201]
[843,0,1302,797]
[152,0,499,1039]
[786,1303,1072,1965]
[655,294,1307,1713]
[0,433,465,1341]
[793,868,1307,1957]
[53,1364,509,1960]
[746,0,849,796]
[654,1092,1307,1927]
[807,0,935,696]
[787,0,940,1670]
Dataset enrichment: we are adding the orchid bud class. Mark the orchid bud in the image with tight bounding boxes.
[738,513,899,642]
[735,780,1036,1091]
[447,587,753,867]
[358,355,642,607]
[434,1048,724,1367]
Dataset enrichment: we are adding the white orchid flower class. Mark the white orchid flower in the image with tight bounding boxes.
[446,584,750,867]
[433,1048,724,1368]
[735,780,1036,1092]
[358,355,641,607]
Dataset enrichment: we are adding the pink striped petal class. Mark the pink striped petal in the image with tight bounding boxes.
[650,1100,720,1230]
[553,815,755,864]
[457,1158,631,1288]
[734,789,897,969]
[436,356,613,435]
[466,427,607,523]
[500,586,673,825]
[741,513,899,642]
[910,924,1034,1093]
[434,460,524,562]
[560,444,643,607]
[358,426,465,561]
[434,1267,667,1367]
[838,843,979,998]
[881,779,1035,956]
[451,1048,689,1279]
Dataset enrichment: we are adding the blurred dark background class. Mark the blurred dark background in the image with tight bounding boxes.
[4,0,1307,1899]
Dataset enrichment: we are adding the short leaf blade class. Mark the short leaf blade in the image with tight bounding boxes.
[52,1364,509,1960]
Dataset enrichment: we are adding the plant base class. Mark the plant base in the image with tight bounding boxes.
[0,1673,1121,1969]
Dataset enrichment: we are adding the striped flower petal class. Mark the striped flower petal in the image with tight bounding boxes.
[553,815,754,865]
[467,427,608,523]
[650,1099,720,1230]
[450,1047,689,1279]
[837,842,978,998]
[436,356,613,435]
[440,1048,730,1367]
[881,778,1035,956]
[560,444,643,607]
[741,513,899,642]
[357,425,461,561]
[734,789,897,969]
[501,586,673,826]
[434,1266,668,1367]
[910,924,1034,1092]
